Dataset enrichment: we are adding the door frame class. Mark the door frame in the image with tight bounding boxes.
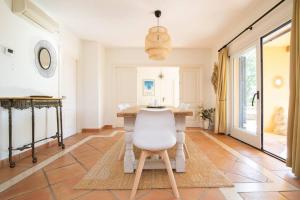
[260,20,291,161]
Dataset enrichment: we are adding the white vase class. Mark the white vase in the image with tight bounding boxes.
[203,120,210,129]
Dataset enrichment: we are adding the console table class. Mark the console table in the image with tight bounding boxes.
[0,97,65,168]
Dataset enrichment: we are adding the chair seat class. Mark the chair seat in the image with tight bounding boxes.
[133,131,176,151]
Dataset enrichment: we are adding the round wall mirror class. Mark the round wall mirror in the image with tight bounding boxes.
[38,48,51,69]
[34,40,57,78]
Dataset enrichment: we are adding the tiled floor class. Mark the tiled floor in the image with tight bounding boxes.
[264,132,287,159]
[0,128,299,200]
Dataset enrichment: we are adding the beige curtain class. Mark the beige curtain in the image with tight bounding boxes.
[214,48,229,134]
[287,0,300,177]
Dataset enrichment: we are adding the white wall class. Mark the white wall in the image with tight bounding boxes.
[0,0,81,159]
[77,41,106,130]
[105,48,213,126]
[60,28,81,137]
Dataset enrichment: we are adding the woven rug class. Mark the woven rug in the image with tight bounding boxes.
[75,135,233,190]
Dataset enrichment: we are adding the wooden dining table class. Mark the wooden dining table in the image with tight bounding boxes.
[117,106,193,173]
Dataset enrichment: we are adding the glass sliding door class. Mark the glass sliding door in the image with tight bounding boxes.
[231,45,261,148]
[261,22,291,160]
[230,21,291,158]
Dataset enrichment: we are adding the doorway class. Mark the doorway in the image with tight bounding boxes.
[261,22,291,160]
[230,21,291,160]
[137,67,180,107]
[61,57,78,138]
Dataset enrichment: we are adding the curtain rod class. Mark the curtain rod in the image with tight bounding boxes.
[218,0,286,52]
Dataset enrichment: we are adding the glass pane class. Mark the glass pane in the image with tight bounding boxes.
[262,25,291,159]
[234,47,257,133]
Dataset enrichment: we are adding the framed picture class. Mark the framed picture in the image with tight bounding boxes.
[143,79,155,96]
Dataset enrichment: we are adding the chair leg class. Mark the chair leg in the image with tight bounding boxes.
[118,142,125,160]
[183,143,190,159]
[130,150,148,200]
[161,150,180,199]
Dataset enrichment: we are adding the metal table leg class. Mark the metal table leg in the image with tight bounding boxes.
[59,100,65,149]
[56,106,61,146]
[31,100,37,163]
[8,101,15,168]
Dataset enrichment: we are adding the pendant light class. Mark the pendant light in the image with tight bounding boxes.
[145,10,171,60]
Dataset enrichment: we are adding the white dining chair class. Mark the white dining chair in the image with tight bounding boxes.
[178,103,184,110]
[117,103,131,160]
[130,110,179,200]
[118,103,130,111]
[178,103,190,110]
[177,103,191,159]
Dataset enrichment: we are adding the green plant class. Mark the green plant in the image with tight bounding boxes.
[197,106,215,122]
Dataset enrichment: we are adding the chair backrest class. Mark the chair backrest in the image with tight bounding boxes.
[118,103,130,111]
[183,103,190,110]
[134,110,176,137]
[178,103,190,110]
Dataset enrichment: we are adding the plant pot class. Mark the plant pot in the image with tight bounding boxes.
[203,120,210,130]
[208,121,214,130]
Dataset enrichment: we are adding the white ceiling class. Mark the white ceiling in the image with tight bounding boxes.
[33,0,266,48]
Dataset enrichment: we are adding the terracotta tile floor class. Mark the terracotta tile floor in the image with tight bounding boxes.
[0,128,299,200]
[264,132,287,159]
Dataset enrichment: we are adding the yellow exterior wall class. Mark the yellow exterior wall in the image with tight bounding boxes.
[263,46,290,133]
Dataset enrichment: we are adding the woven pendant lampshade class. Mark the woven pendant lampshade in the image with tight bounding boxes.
[145,10,171,60]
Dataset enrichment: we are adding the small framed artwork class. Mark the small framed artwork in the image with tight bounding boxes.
[143,79,155,96]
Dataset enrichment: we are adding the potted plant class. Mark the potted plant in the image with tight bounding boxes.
[197,106,215,130]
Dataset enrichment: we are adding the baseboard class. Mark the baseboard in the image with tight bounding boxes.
[102,125,113,129]
[81,125,113,133]
[81,128,100,133]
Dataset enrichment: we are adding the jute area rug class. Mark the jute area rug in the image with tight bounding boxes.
[75,135,233,190]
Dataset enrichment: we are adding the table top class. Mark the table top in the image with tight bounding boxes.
[0,97,62,100]
[117,106,193,117]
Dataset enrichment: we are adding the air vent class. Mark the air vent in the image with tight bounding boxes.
[12,0,59,33]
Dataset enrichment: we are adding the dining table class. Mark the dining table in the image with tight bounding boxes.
[117,106,193,173]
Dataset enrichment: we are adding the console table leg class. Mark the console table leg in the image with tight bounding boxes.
[56,106,61,146]
[8,104,15,168]
[31,101,37,163]
[59,100,65,149]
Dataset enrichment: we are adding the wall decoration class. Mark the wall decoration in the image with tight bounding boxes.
[143,80,155,96]
[158,71,164,79]
[34,40,57,78]
[273,76,284,88]
[211,62,218,93]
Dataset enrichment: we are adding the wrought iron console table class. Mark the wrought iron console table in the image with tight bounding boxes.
[0,97,65,168]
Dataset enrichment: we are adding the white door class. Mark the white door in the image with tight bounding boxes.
[231,44,261,148]
[61,57,77,138]
[180,67,201,127]
[160,67,180,106]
